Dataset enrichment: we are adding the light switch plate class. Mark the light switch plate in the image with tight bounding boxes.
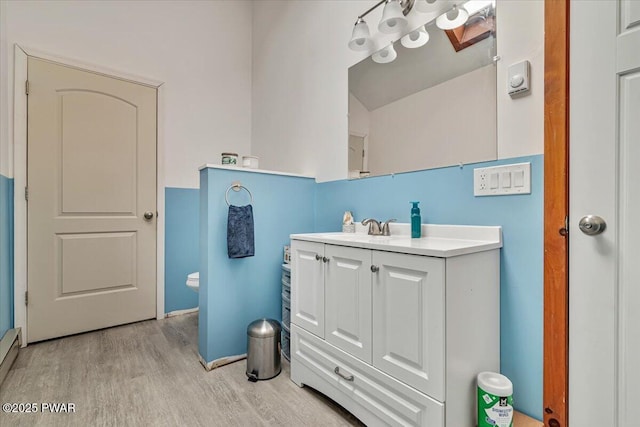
[474,162,531,196]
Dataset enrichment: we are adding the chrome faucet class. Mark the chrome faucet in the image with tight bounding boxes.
[361,218,382,235]
[362,218,397,236]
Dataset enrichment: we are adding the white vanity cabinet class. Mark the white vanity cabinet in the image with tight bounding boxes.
[290,225,502,427]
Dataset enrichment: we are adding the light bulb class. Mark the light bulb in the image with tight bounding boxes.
[372,44,397,64]
[401,26,430,48]
[436,4,469,30]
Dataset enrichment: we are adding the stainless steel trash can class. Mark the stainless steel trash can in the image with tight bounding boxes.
[246,318,281,381]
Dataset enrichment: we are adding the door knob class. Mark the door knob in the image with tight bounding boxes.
[578,215,606,235]
[371,265,379,273]
[143,211,154,221]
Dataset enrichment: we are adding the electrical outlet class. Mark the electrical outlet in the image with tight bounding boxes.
[477,170,488,191]
[474,162,531,196]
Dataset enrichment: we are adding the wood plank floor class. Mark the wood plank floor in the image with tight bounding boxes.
[1,313,543,426]
[0,314,362,427]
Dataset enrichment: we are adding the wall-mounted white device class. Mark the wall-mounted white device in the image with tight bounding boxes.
[507,60,530,96]
[474,162,531,196]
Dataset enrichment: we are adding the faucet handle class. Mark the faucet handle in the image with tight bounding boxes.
[381,219,397,236]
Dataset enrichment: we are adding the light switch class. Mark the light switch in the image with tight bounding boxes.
[490,172,499,189]
[501,172,511,188]
[513,170,525,187]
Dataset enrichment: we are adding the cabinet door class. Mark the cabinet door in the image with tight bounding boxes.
[325,245,372,363]
[372,251,445,401]
[291,240,325,338]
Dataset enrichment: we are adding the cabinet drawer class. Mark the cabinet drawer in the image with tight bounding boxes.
[292,324,444,427]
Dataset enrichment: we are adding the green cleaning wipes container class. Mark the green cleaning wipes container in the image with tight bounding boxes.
[477,371,513,427]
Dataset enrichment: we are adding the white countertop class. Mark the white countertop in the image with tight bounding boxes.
[199,164,315,179]
[291,224,502,258]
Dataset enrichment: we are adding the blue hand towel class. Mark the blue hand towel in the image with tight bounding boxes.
[227,204,255,258]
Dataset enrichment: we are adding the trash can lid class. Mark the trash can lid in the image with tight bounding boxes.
[477,371,513,396]
[247,318,281,338]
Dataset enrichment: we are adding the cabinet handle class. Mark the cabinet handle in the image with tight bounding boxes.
[370,265,379,273]
[334,366,354,382]
[315,254,322,261]
[322,257,330,263]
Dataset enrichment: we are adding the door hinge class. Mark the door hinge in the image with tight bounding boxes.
[362,149,365,158]
[25,291,28,306]
[24,187,29,201]
[25,80,29,95]
[559,215,569,237]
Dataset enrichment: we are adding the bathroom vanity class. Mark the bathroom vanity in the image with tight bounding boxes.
[289,224,502,427]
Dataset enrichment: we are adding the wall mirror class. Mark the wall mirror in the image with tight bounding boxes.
[348,1,497,178]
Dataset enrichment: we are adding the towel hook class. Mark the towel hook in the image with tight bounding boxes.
[225,181,253,206]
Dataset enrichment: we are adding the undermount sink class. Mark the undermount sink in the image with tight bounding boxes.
[291,223,502,258]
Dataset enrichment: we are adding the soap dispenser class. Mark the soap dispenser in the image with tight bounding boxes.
[410,201,421,238]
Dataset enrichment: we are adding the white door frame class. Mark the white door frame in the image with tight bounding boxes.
[348,131,369,172]
[12,44,167,345]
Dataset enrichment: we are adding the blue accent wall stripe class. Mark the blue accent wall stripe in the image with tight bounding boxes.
[0,175,14,339]
[199,168,315,363]
[164,188,200,314]
[315,155,543,420]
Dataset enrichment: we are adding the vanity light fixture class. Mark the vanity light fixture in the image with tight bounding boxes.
[372,43,398,63]
[401,25,430,48]
[435,4,469,30]
[347,0,415,52]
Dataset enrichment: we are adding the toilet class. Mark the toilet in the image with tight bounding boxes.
[186,272,199,293]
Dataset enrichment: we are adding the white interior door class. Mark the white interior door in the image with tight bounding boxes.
[27,57,157,342]
[570,1,640,425]
[348,134,365,172]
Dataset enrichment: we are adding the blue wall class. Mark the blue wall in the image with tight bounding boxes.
[199,168,316,363]
[315,155,543,420]
[0,158,542,417]
[0,175,14,339]
[165,188,199,313]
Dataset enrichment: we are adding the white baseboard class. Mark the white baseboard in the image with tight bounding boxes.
[165,307,199,318]
[198,353,246,371]
[0,328,22,386]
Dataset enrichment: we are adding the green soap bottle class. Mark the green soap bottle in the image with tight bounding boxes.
[410,201,421,238]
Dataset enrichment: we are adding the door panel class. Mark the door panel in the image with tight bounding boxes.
[325,245,372,363]
[570,0,640,424]
[372,251,445,401]
[618,69,640,427]
[60,91,137,214]
[291,240,325,338]
[58,232,136,295]
[27,58,157,342]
